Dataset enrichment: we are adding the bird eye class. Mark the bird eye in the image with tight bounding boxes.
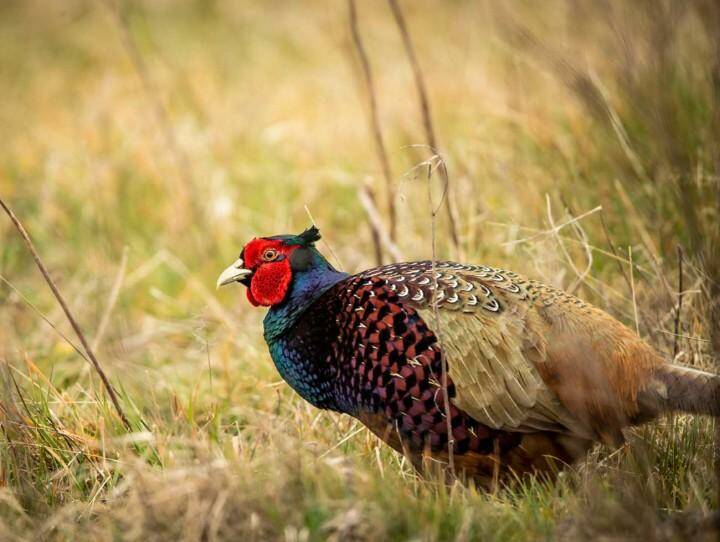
[262,249,279,261]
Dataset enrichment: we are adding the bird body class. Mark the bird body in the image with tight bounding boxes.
[217,227,720,486]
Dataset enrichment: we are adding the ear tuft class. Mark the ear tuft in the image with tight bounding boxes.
[297,225,321,246]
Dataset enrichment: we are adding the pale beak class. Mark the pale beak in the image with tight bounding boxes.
[216,258,252,289]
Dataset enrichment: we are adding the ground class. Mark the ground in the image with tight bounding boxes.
[1,1,719,540]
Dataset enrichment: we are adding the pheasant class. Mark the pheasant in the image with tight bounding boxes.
[217,226,719,486]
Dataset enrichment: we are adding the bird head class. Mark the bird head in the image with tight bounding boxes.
[216,225,324,307]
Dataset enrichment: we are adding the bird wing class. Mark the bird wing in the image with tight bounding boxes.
[360,261,589,436]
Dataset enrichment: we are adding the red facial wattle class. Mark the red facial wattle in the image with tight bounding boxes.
[246,287,259,306]
[241,238,298,307]
[248,259,293,306]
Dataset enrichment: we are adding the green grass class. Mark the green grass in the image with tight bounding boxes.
[1,1,719,540]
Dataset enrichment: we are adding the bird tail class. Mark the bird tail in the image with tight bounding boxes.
[653,364,720,416]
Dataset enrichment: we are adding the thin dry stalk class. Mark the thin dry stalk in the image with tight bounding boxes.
[425,162,455,479]
[503,205,602,248]
[545,196,593,294]
[357,184,385,266]
[628,246,640,335]
[358,184,403,263]
[600,212,633,294]
[387,0,460,256]
[0,273,87,362]
[613,179,673,299]
[486,218,651,274]
[589,71,650,183]
[0,197,131,430]
[492,4,609,124]
[102,0,202,224]
[672,246,684,360]
[91,246,129,352]
[348,0,397,244]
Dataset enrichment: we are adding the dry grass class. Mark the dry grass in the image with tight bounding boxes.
[1,0,719,540]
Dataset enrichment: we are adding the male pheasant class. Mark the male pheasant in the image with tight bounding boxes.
[217,226,719,486]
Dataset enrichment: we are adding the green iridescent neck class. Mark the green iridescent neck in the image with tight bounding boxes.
[263,248,348,342]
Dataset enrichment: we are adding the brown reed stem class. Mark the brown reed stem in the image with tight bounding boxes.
[358,184,403,263]
[387,0,460,256]
[672,246,684,360]
[348,0,397,246]
[426,162,455,480]
[358,184,385,266]
[0,197,131,430]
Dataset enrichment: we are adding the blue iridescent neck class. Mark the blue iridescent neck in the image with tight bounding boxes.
[263,250,348,342]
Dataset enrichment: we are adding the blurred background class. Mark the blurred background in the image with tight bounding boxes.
[1,1,719,540]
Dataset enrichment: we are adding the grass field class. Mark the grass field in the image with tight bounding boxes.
[1,1,720,540]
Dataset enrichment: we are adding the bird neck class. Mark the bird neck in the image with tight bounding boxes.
[263,252,348,341]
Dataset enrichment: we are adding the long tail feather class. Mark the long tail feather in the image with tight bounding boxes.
[655,364,720,416]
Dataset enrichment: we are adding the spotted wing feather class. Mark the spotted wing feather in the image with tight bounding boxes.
[320,274,522,459]
[360,262,587,436]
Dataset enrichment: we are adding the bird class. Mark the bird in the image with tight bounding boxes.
[217,225,719,487]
